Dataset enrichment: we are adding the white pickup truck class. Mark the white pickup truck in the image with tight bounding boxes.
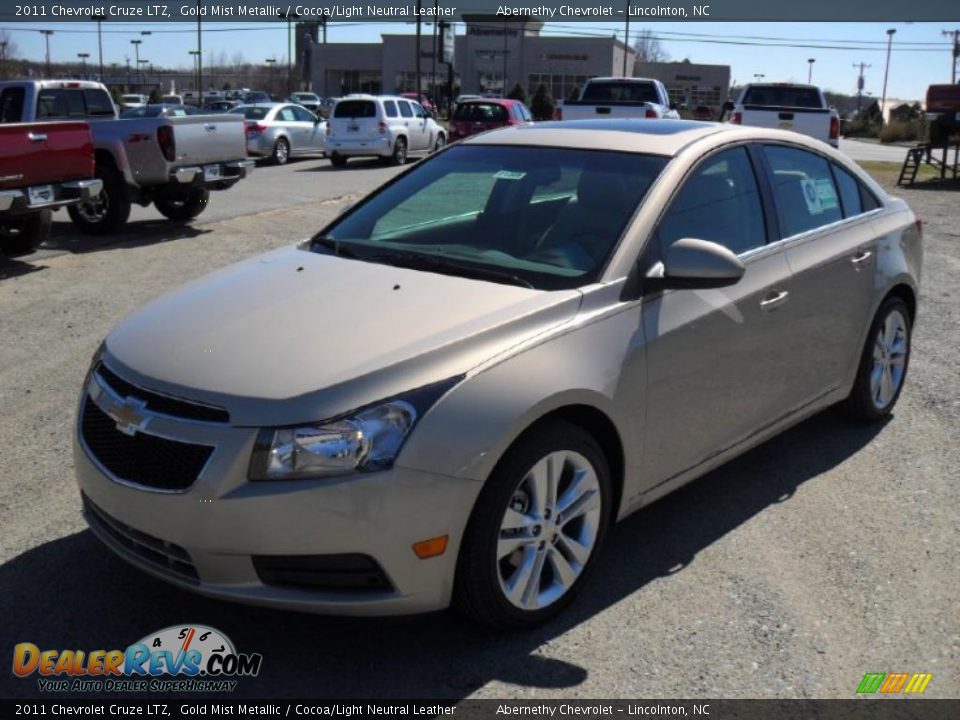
[557,77,680,121]
[724,83,840,148]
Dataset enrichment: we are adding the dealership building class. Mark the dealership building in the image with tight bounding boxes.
[304,17,729,110]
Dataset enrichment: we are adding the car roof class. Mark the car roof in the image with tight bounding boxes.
[461,119,834,157]
[458,98,523,107]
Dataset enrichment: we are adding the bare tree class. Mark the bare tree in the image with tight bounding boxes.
[633,29,670,64]
[1,29,18,80]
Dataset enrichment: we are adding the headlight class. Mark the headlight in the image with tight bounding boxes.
[249,377,462,481]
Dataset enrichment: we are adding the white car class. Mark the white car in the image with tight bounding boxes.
[119,94,147,109]
[325,95,446,167]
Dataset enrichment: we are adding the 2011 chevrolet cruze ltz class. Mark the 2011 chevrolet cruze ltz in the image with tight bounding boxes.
[75,120,921,627]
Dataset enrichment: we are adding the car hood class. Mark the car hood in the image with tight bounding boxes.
[104,245,582,426]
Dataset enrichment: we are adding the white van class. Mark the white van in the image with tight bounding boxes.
[325,94,446,167]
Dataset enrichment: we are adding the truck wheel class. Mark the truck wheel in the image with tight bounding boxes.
[271,138,290,165]
[67,165,131,236]
[154,188,210,221]
[0,210,52,257]
[330,153,348,168]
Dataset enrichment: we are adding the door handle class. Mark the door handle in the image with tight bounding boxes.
[851,249,873,266]
[760,290,789,311]
[27,132,47,142]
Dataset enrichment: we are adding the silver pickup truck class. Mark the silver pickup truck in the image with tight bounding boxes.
[0,80,254,234]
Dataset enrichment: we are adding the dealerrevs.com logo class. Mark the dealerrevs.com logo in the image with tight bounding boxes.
[13,624,262,693]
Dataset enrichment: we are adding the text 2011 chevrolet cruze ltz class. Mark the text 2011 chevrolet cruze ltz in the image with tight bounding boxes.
[75,120,921,627]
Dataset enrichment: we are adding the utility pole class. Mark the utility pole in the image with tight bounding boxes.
[0,41,7,80]
[853,62,871,114]
[265,57,276,97]
[623,1,631,76]
[880,28,896,125]
[40,30,54,77]
[416,1,422,99]
[943,29,960,84]
[78,53,89,78]
[807,58,815,84]
[130,40,142,92]
[93,12,105,80]
[431,1,438,107]
[196,0,203,106]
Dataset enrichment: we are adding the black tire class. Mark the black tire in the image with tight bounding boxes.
[67,164,130,236]
[0,210,52,257]
[845,296,912,421]
[271,137,290,165]
[453,420,612,629]
[433,133,446,153]
[330,153,348,168]
[391,137,407,166]
[153,188,210,222]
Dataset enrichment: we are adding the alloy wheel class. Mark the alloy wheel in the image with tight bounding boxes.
[497,450,601,611]
[870,308,908,410]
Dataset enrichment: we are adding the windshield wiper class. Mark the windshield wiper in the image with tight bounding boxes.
[379,252,536,289]
[309,236,364,259]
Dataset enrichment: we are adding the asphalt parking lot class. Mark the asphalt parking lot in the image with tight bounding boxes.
[1,156,957,700]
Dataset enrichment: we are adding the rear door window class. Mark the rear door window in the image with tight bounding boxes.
[398,101,413,118]
[278,106,298,122]
[762,145,843,237]
[0,87,25,123]
[333,100,376,118]
[383,100,398,118]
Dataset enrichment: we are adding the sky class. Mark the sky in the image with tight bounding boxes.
[2,20,956,100]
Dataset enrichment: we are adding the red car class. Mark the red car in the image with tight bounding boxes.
[448,98,534,142]
[400,93,435,116]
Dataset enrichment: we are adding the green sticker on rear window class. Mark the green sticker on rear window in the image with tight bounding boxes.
[493,170,527,181]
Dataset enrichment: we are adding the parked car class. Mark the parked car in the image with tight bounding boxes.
[0,119,101,256]
[241,91,271,104]
[119,93,147,110]
[557,77,680,121]
[318,97,339,119]
[448,98,533,142]
[201,100,240,113]
[229,103,326,165]
[326,94,446,167]
[289,92,322,114]
[119,104,206,119]
[75,120,921,627]
[924,84,960,146]
[401,92,435,116]
[0,80,254,234]
[160,94,184,106]
[723,83,840,148]
[692,105,714,121]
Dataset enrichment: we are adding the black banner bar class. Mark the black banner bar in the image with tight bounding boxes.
[1,700,958,720]
[0,0,959,23]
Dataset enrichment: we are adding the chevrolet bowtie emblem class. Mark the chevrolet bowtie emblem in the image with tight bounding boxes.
[107,396,149,436]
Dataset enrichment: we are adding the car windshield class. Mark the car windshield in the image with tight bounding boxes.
[581,82,658,103]
[743,85,822,108]
[231,106,270,120]
[334,100,377,118]
[318,145,668,290]
[454,103,509,122]
[295,93,319,101]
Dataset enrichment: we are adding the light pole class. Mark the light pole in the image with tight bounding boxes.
[189,50,200,95]
[753,73,765,81]
[196,0,203,106]
[130,40,142,92]
[40,30,54,77]
[285,9,300,97]
[138,59,150,97]
[880,28,896,125]
[78,52,89,77]
[0,41,7,80]
[93,12,105,79]
[265,57,276,97]
[807,58,815,84]
[623,1,631,76]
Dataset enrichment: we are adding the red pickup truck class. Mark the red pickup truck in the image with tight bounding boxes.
[0,120,102,256]
[926,84,960,146]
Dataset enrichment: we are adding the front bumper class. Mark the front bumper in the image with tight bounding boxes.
[0,178,103,215]
[169,159,254,189]
[73,372,480,616]
[325,136,393,158]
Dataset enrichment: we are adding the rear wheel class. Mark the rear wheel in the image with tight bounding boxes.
[845,296,912,421]
[391,137,408,166]
[67,164,130,236]
[271,137,290,165]
[0,210,52,257]
[454,420,612,628]
[153,188,210,222]
[330,153,348,168]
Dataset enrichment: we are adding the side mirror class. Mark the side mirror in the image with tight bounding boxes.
[659,238,745,289]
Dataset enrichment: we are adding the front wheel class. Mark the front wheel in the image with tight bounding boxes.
[0,210,52,257]
[153,188,210,222]
[845,296,912,421]
[454,420,612,628]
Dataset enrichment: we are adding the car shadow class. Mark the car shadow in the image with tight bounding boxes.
[39,220,212,256]
[297,158,395,173]
[0,258,47,281]
[0,408,888,699]
[902,177,960,191]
